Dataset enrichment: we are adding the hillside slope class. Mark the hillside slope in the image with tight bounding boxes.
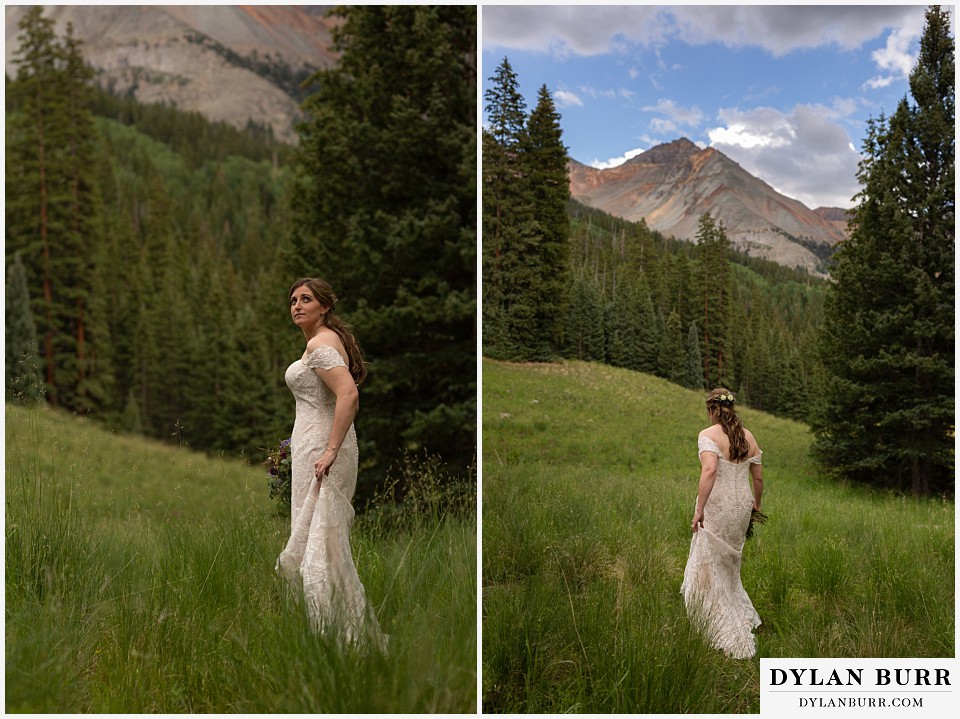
[482,358,954,713]
[5,403,476,713]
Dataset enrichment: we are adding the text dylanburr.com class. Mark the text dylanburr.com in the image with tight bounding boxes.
[761,659,958,717]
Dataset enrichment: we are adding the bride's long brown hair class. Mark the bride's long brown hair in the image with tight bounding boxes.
[706,387,749,461]
[290,277,368,385]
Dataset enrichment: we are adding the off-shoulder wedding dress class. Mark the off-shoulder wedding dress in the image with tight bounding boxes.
[681,435,761,659]
[276,345,387,652]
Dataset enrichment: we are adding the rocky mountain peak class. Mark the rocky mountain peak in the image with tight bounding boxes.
[626,136,702,165]
[569,139,847,275]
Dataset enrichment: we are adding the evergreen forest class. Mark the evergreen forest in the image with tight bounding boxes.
[5,5,477,505]
[482,4,954,497]
[482,57,826,423]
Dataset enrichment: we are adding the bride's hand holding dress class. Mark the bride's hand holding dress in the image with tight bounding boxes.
[308,347,358,482]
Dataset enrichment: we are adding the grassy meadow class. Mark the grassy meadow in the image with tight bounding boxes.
[482,359,954,714]
[5,404,476,713]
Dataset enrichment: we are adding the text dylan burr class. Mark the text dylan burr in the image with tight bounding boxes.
[770,668,951,687]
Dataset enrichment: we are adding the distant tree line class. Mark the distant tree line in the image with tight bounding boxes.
[5,5,477,506]
[85,84,295,168]
[561,201,825,422]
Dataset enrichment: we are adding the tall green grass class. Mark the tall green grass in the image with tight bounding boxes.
[5,404,476,713]
[482,359,954,714]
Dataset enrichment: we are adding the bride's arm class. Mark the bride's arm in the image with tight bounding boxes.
[312,365,359,479]
[750,462,763,510]
[692,451,718,532]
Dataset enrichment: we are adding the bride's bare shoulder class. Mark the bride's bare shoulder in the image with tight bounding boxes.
[700,424,724,440]
[306,328,345,354]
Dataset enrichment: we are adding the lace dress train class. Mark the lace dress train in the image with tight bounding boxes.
[276,345,387,652]
[681,435,761,659]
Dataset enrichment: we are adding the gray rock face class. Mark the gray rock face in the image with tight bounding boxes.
[5,5,338,143]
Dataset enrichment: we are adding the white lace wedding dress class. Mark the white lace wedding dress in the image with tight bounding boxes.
[681,435,761,659]
[276,345,387,651]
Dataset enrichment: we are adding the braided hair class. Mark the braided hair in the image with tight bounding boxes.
[706,387,749,461]
[289,278,368,385]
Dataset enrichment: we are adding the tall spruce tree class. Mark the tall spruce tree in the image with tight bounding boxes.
[657,310,687,384]
[7,7,108,412]
[482,57,529,359]
[565,272,605,361]
[632,273,661,374]
[482,64,570,361]
[523,84,571,358]
[695,213,733,388]
[813,6,954,495]
[5,253,45,403]
[289,5,476,496]
[684,322,704,390]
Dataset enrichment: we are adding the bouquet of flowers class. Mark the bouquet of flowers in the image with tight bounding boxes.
[745,507,768,539]
[265,438,292,514]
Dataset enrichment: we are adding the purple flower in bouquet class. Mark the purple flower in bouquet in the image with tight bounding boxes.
[265,438,292,514]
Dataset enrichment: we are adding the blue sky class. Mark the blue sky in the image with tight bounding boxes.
[482,4,950,209]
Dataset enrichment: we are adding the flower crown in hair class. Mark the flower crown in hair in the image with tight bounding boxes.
[711,392,735,406]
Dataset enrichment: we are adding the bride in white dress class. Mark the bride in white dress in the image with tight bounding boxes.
[276,277,387,652]
[681,388,764,659]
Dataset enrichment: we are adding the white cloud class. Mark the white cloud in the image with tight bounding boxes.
[591,147,646,170]
[710,125,790,150]
[575,85,635,102]
[863,16,926,90]
[872,22,924,76]
[649,118,678,135]
[482,5,665,56]
[642,98,705,128]
[483,5,930,77]
[484,6,926,54]
[864,75,896,90]
[554,90,583,109]
[578,85,615,100]
[708,104,862,209]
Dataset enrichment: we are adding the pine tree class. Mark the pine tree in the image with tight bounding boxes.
[481,57,529,359]
[62,22,112,413]
[695,213,733,388]
[813,6,954,495]
[7,7,63,402]
[5,253,45,403]
[482,65,571,361]
[565,272,605,361]
[684,322,704,390]
[633,273,661,374]
[657,310,687,384]
[7,8,108,413]
[523,84,571,357]
[481,58,526,358]
[604,282,634,368]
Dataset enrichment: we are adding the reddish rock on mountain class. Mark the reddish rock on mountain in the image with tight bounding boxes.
[569,138,847,275]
